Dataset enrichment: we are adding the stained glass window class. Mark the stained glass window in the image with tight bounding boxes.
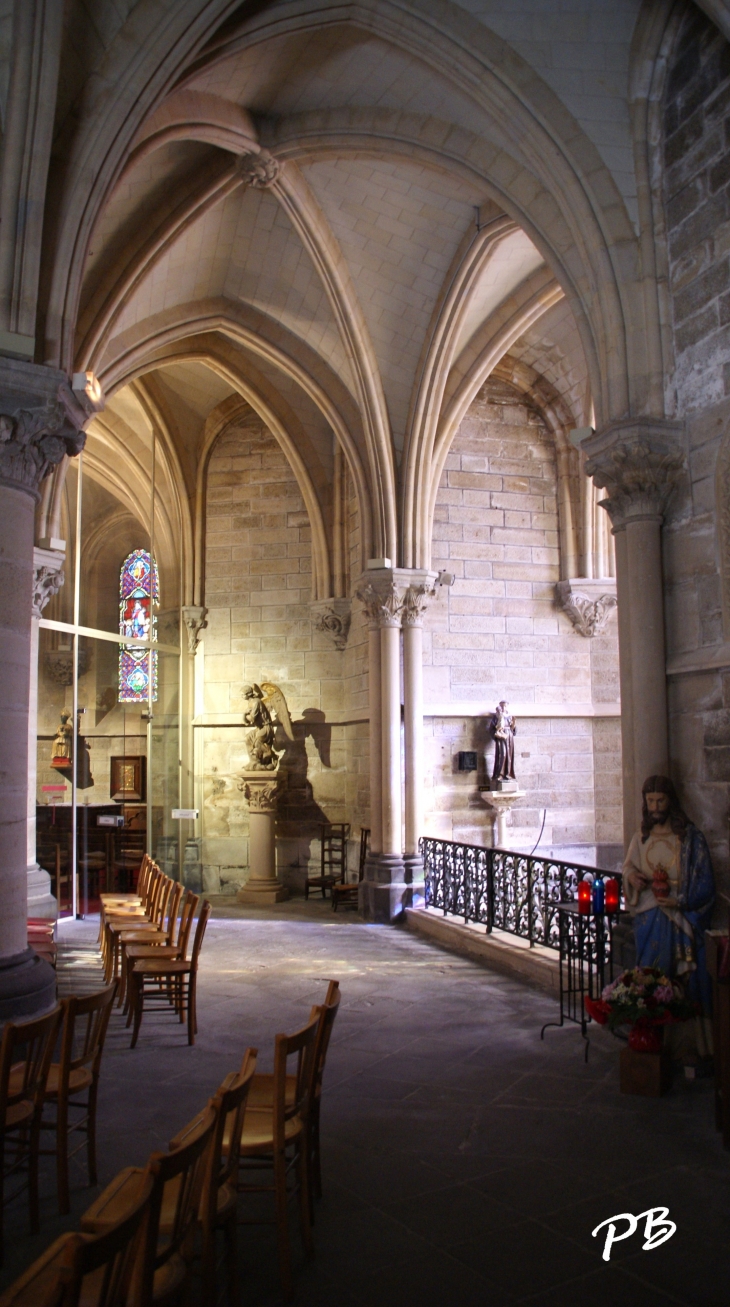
[118,549,159,703]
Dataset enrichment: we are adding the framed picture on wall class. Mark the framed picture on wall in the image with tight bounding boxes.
[110,755,146,803]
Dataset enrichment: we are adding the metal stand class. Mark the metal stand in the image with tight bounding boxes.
[541,904,617,1062]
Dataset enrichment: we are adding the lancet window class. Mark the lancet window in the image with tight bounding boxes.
[118,549,158,702]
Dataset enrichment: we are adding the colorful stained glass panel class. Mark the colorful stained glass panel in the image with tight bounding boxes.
[118,549,159,703]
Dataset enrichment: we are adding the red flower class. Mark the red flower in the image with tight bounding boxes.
[584,997,611,1025]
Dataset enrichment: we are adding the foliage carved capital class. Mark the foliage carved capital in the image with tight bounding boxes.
[581,419,685,529]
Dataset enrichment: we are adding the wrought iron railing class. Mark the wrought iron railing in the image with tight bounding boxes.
[421,837,610,951]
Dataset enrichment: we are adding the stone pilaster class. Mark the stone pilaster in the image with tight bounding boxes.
[27,545,65,918]
[582,418,685,843]
[400,574,438,887]
[0,358,94,1017]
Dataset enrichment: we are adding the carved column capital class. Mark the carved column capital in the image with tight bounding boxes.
[555,578,617,637]
[310,598,351,649]
[581,418,685,529]
[355,568,439,629]
[238,770,283,813]
[0,359,95,500]
[182,605,208,654]
[32,546,65,618]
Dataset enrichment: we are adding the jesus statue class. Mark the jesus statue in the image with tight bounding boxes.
[622,775,715,1061]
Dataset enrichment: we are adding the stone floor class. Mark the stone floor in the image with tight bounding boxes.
[1,898,729,1306]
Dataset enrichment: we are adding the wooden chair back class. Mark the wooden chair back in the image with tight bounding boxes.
[188,900,212,973]
[145,1105,216,1282]
[161,882,183,943]
[358,827,370,880]
[272,1013,319,1148]
[174,1049,257,1241]
[151,877,173,931]
[174,892,198,958]
[51,1173,153,1307]
[310,981,341,1104]
[57,985,117,1088]
[0,1005,62,1120]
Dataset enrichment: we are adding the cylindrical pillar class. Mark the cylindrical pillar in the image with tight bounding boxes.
[612,527,637,847]
[236,771,288,904]
[402,619,423,858]
[380,622,401,856]
[625,516,669,783]
[367,621,382,854]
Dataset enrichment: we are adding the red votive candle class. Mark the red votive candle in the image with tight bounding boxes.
[577,879,592,914]
[604,876,620,913]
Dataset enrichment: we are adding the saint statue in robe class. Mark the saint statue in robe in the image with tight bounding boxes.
[622,774,714,1060]
[491,700,516,782]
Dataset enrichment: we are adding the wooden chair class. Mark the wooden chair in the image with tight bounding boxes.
[172,1049,257,1307]
[0,1005,63,1262]
[121,893,198,1017]
[99,865,160,962]
[116,882,183,1008]
[99,853,154,912]
[332,827,368,911]
[127,901,211,1048]
[81,1105,216,1307]
[0,1172,153,1307]
[104,875,173,984]
[305,823,350,900]
[236,1013,319,1299]
[245,981,341,1206]
[40,984,117,1214]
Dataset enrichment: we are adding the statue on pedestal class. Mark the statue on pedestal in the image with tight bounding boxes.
[491,700,516,788]
[242,682,294,770]
[622,775,715,1060]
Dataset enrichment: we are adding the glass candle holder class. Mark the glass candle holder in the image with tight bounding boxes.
[577,879,592,914]
[604,876,620,913]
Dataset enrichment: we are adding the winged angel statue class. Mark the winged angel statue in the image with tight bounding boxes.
[241,682,294,770]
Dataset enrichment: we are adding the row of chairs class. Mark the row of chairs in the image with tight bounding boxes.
[99,857,210,1049]
[0,984,117,1263]
[0,980,341,1305]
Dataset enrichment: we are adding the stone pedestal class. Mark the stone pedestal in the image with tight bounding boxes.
[480,789,526,849]
[236,770,289,905]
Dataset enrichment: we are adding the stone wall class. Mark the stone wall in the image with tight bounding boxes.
[200,409,366,891]
[424,378,622,857]
[662,7,730,889]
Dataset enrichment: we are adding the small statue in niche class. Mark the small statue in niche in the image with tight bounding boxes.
[49,709,94,788]
[242,682,294,770]
[491,700,516,784]
[50,710,74,770]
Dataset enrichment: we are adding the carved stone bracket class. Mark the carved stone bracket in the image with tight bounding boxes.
[182,605,208,654]
[240,149,279,189]
[0,358,93,500]
[310,598,351,649]
[45,644,90,686]
[581,418,685,529]
[555,578,618,637]
[32,546,65,618]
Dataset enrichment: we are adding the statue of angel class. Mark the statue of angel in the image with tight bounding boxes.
[242,682,294,770]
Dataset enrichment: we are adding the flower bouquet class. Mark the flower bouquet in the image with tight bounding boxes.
[585,966,697,1053]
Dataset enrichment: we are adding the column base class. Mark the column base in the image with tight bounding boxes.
[27,863,58,920]
[236,878,289,905]
[359,853,425,922]
[0,946,57,1022]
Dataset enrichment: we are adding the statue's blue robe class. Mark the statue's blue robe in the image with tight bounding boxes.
[633,824,715,1014]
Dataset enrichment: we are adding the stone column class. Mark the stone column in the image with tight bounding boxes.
[401,574,437,892]
[355,569,437,921]
[583,419,685,839]
[0,357,91,1018]
[237,770,288,904]
[27,545,65,916]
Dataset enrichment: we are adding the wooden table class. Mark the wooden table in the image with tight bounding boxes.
[706,929,730,1149]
